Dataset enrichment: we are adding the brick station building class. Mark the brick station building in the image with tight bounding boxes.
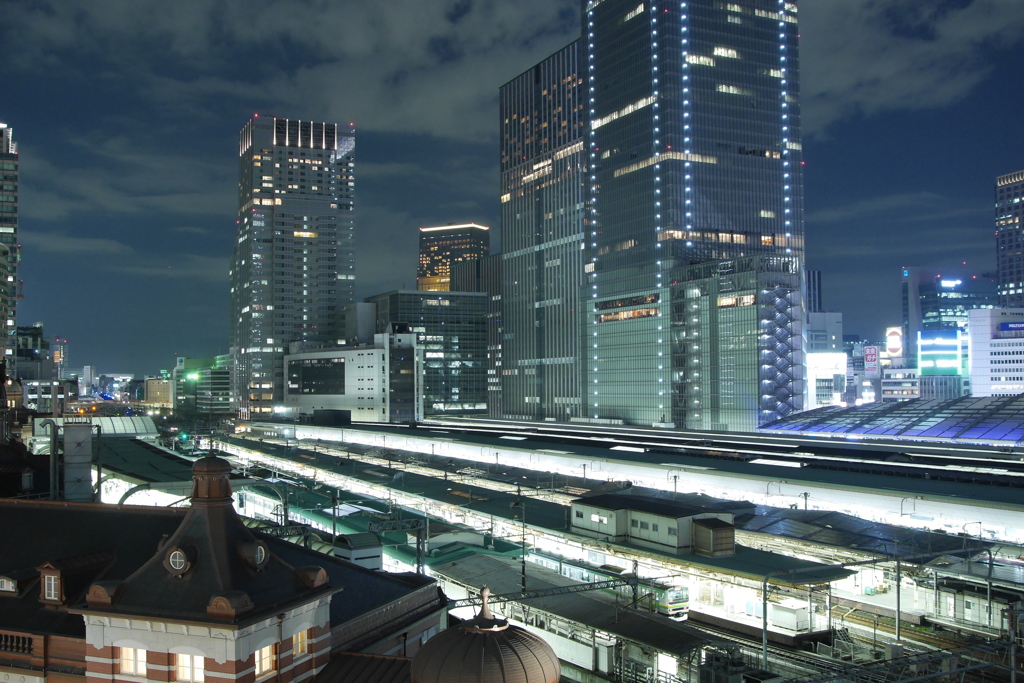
[0,455,446,683]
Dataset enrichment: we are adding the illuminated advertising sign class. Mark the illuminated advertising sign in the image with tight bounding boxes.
[864,345,880,378]
[1000,322,1024,331]
[885,327,903,358]
[918,330,961,375]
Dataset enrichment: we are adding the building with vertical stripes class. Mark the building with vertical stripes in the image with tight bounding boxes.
[499,40,587,421]
[0,124,18,371]
[230,116,355,419]
[996,169,1024,308]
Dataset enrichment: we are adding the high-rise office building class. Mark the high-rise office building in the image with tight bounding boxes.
[230,116,355,419]
[584,0,804,428]
[996,170,1024,307]
[416,223,490,291]
[0,124,18,369]
[902,266,997,359]
[499,40,587,421]
[451,254,504,417]
[364,290,488,416]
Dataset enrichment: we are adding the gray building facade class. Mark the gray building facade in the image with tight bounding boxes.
[230,116,355,419]
[584,0,804,428]
[499,40,587,421]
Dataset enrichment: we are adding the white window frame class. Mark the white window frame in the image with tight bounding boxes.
[254,644,276,679]
[176,654,204,683]
[120,647,147,676]
[293,630,309,658]
[43,574,59,601]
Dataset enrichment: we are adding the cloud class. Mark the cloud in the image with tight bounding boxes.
[20,231,136,256]
[3,0,580,142]
[800,0,1024,135]
[118,254,228,282]
[173,226,212,235]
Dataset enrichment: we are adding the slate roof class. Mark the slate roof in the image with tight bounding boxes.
[0,462,441,637]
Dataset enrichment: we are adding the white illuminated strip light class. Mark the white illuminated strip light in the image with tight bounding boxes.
[591,95,657,130]
[749,458,803,468]
[425,421,1024,479]
[611,445,646,453]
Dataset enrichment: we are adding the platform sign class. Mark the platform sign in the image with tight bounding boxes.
[918,330,961,375]
[864,346,880,378]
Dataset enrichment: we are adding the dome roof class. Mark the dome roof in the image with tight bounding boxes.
[411,588,560,683]
[192,454,232,475]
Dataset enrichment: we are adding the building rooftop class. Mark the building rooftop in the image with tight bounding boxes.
[574,492,718,519]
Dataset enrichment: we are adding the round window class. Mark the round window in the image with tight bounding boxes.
[169,549,187,571]
[254,545,266,565]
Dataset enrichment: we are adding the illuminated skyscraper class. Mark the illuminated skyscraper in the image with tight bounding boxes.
[499,41,587,420]
[416,223,490,291]
[584,0,804,429]
[996,169,1024,307]
[230,116,355,419]
[0,124,18,369]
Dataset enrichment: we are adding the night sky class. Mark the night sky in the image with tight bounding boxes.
[3,0,1023,377]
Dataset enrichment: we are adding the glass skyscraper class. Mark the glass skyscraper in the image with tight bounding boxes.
[230,116,355,419]
[499,41,588,420]
[0,124,18,370]
[584,0,804,428]
[996,169,1024,307]
[364,290,488,416]
[417,223,490,292]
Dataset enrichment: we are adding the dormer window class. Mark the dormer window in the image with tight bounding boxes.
[42,573,61,602]
[169,550,187,571]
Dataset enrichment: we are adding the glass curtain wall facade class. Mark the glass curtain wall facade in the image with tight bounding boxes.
[0,124,18,369]
[230,116,356,419]
[584,0,803,427]
[500,41,587,421]
[670,255,801,431]
[417,224,490,291]
[365,290,488,416]
[996,170,1024,308]
[451,255,504,417]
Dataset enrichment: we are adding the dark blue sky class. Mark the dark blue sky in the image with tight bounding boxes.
[2,0,1023,377]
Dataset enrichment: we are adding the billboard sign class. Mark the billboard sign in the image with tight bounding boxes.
[885,327,903,358]
[864,345,880,378]
[1000,322,1024,331]
[918,330,961,375]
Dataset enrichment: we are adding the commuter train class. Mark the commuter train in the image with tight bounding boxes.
[529,552,689,619]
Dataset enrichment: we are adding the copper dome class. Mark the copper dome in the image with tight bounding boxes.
[411,588,560,683]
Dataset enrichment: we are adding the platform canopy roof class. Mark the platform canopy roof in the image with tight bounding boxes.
[760,394,1024,447]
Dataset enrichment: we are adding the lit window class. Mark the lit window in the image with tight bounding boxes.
[713,47,740,58]
[254,645,276,678]
[121,648,147,676]
[293,630,309,657]
[176,654,204,683]
[0,578,14,592]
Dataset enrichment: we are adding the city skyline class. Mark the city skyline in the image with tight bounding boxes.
[2,0,1024,376]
